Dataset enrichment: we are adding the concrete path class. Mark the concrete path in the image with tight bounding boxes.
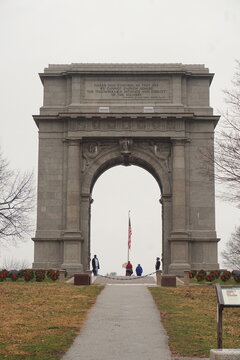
[61,284,171,360]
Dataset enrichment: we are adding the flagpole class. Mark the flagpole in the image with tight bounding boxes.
[127,210,131,262]
[127,210,130,262]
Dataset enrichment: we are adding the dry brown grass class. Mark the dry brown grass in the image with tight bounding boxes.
[150,286,240,357]
[0,282,103,360]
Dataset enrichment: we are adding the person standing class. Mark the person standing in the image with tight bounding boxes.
[136,264,143,276]
[126,261,133,276]
[92,255,100,276]
[155,257,161,271]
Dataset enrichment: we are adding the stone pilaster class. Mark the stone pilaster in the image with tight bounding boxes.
[172,139,186,233]
[80,193,92,271]
[161,194,172,274]
[71,76,81,105]
[169,139,190,274]
[66,139,81,231]
[61,139,83,274]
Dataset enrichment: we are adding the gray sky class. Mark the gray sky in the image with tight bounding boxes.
[0,0,239,274]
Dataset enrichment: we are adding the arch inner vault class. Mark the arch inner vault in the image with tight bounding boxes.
[33,63,220,275]
[91,165,162,276]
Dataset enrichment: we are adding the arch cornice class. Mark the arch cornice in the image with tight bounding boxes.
[81,140,172,195]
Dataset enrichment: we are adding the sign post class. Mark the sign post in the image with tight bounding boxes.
[215,285,240,349]
[216,303,223,348]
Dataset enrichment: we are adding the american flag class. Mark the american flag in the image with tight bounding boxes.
[128,214,132,250]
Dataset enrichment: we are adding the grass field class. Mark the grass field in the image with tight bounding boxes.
[149,286,240,357]
[0,282,103,360]
[2,281,240,359]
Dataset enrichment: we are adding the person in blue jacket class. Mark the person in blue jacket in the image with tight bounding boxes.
[136,264,143,276]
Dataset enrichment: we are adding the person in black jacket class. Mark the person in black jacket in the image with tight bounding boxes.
[92,255,100,276]
[155,257,161,271]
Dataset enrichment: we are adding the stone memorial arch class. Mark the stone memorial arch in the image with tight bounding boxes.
[32,63,219,275]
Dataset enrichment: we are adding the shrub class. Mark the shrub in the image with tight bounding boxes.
[232,270,240,277]
[234,274,240,283]
[23,269,34,282]
[220,270,231,282]
[47,269,60,281]
[0,268,63,282]
[0,269,8,281]
[35,269,46,282]
[207,271,219,282]
[205,272,215,282]
[196,270,206,281]
[214,270,221,279]
[9,271,19,281]
[18,269,25,278]
[189,270,197,278]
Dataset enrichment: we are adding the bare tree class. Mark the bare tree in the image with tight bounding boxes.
[0,151,34,244]
[203,60,240,203]
[0,257,31,270]
[221,226,240,270]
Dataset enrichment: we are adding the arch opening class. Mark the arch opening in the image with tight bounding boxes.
[89,154,164,194]
[90,165,162,276]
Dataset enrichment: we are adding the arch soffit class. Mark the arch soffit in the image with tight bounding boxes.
[81,146,171,196]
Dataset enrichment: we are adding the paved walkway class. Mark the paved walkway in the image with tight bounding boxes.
[61,284,172,360]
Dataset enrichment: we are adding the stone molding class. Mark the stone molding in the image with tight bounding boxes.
[80,138,172,195]
[62,231,84,240]
[33,114,220,128]
[32,237,62,242]
[40,63,213,76]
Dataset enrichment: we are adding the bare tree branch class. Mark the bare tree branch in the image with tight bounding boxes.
[0,151,35,245]
[221,226,240,270]
[200,60,240,204]
[0,257,31,270]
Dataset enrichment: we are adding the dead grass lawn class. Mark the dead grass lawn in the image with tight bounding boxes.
[149,286,240,357]
[0,282,103,360]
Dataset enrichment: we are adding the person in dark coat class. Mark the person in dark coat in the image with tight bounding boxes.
[92,255,100,276]
[136,264,143,276]
[155,257,161,271]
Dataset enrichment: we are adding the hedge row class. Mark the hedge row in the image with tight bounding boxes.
[189,269,240,283]
[0,269,61,282]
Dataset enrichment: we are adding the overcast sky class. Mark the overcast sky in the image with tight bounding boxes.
[0,0,240,274]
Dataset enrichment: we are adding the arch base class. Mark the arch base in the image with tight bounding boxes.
[168,263,191,276]
[61,263,83,277]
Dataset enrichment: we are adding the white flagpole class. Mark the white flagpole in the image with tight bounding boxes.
[127,210,131,262]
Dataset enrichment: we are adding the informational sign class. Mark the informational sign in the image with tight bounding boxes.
[222,287,240,306]
[215,284,240,349]
[216,285,240,307]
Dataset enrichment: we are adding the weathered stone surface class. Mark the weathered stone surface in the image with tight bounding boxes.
[33,63,220,276]
[210,349,240,360]
[161,275,177,287]
[74,273,90,285]
[156,270,162,286]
